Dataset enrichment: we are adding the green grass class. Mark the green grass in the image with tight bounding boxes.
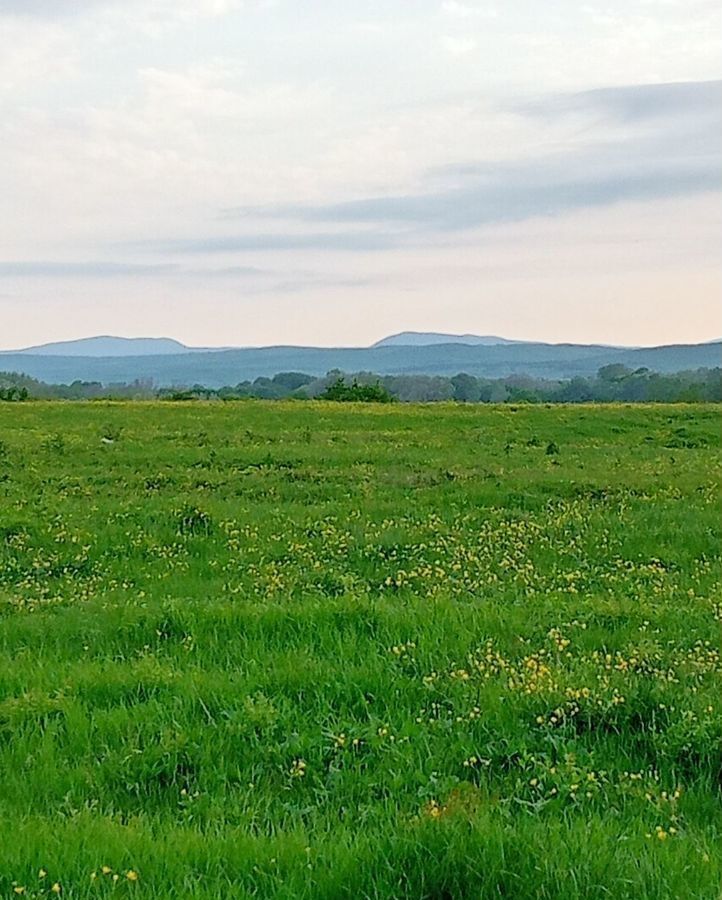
[0,401,720,898]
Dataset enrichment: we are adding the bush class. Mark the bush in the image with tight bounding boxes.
[320,377,394,403]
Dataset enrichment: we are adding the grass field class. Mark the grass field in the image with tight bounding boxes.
[0,401,720,898]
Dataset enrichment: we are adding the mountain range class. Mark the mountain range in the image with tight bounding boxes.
[1,333,719,387]
[14,333,519,357]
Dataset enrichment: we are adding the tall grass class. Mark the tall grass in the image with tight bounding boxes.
[0,401,719,898]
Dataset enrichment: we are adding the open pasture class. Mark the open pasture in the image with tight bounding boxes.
[0,401,720,898]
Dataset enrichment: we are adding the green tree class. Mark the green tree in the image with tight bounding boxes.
[320,377,394,403]
[451,373,481,402]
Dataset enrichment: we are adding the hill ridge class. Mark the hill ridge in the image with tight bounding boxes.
[1,338,718,387]
[16,335,191,357]
[372,331,519,347]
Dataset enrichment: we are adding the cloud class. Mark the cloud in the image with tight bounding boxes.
[151,232,400,254]
[264,163,718,232]
[519,78,722,123]
[220,80,721,236]
[186,265,268,278]
[0,17,77,95]
[0,260,376,297]
[440,1,497,19]
[0,0,108,16]
[121,0,245,32]
[252,275,378,295]
[0,261,178,277]
[441,36,478,56]
[0,0,241,18]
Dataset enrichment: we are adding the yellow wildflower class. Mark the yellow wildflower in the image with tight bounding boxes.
[427,800,442,819]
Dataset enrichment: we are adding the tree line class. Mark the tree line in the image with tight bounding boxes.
[1,365,720,403]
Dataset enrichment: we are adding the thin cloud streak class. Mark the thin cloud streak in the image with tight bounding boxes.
[0,261,179,277]
[516,79,722,122]
[260,162,719,231]
[148,232,401,254]
[0,0,108,16]
[0,260,384,299]
[217,80,721,240]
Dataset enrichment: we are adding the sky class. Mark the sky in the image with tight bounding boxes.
[1,0,720,349]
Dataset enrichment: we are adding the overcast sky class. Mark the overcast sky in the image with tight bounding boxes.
[1,0,720,348]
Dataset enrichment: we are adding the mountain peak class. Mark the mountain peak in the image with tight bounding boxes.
[372,332,518,348]
[16,336,190,357]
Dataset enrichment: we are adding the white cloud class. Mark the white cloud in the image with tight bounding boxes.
[441,1,497,18]
[0,18,77,95]
[119,0,245,33]
[441,35,478,56]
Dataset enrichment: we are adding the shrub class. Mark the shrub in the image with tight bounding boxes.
[320,377,394,403]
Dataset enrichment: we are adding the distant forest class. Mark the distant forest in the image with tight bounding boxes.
[1,365,720,404]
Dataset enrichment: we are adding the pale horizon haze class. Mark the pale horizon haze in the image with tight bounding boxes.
[1,0,721,350]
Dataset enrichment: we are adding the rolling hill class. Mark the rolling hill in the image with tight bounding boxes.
[1,337,719,387]
[16,336,192,357]
[372,332,519,347]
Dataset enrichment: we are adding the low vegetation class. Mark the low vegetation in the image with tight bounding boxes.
[0,401,720,898]
[1,364,721,403]
[318,376,394,403]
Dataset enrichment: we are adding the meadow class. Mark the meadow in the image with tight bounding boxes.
[0,401,720,899]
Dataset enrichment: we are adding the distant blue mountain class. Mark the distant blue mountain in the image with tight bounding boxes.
[16,336,191,357]
[1,336,719,387]
[373,332,518,347]
[16,332,520,355]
